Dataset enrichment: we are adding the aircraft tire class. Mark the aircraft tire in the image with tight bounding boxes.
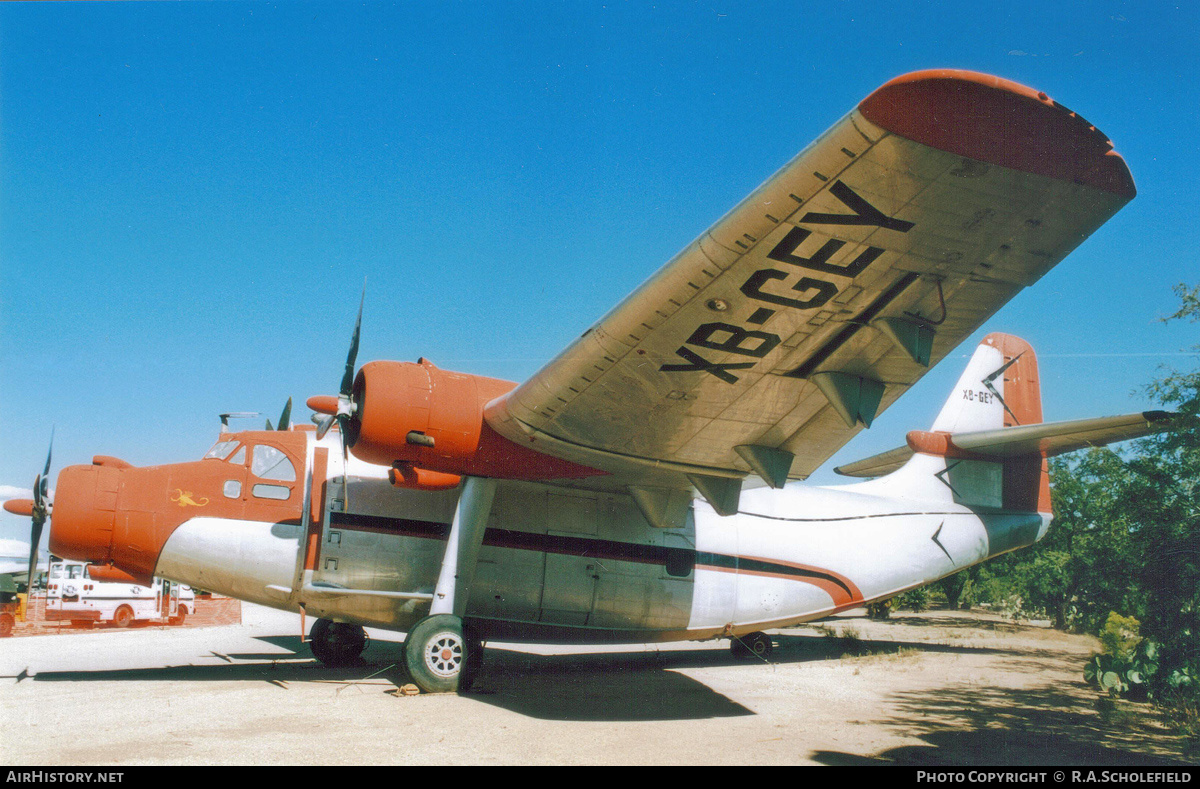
[731,631,772,660]
[309,618,367,666]
[404,614,468,694]
[459,634,484,692]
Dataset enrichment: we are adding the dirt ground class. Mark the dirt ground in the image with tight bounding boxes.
[0,604,1191,766]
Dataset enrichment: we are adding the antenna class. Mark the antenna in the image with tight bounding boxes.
[218,412,261,433]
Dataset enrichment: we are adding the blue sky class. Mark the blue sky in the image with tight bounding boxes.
[2,1,1197,546]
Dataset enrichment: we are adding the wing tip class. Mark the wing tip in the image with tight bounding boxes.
[858,69,1136,200]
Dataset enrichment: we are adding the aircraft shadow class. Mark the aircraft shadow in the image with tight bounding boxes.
[13,629,1039,725]
[459,632,1013,722]
[810,681,1190,766]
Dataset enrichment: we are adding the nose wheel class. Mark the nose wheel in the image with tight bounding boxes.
[308,618,368,666]
[403,614,484,693]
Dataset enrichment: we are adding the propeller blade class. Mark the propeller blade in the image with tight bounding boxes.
[27,513,44,593]
[340,427,351,512]
[265,418,274,431]
[316,413,337,440]
[339,287,365,397]
[27,429,54,592]
[41,428,53,483]
[277,398,293,431]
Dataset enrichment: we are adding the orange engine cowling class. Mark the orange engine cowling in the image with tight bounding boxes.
[351,359,507,467]
[348,359,600,482]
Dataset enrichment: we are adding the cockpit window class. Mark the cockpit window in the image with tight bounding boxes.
[251,445,296,482]
[204,441,241,461]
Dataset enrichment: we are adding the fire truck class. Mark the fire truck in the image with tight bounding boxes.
[45,560,194,627]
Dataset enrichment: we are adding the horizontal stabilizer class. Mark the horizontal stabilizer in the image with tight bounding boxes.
[831,445,915,479]
[835,411,1184,478]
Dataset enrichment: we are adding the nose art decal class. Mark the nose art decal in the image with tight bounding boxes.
[170,489,210,507]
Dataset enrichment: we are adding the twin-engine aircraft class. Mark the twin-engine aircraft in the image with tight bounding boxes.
[6,70,1182,692]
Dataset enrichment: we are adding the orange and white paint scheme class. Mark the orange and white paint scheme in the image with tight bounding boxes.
[9,70,1183,693]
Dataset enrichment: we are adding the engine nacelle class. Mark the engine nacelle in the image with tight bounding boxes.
[349,359,600,481]
[351,359,506,468]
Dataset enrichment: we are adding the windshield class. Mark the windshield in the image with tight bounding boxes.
[52,564,84,580]
[204,440,241,461]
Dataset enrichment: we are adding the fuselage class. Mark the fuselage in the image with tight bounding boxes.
[54,426,1050,644]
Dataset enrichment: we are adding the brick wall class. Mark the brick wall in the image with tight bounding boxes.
[5,594,242,637]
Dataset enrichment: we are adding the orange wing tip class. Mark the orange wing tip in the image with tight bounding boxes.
[859,69,1135,199]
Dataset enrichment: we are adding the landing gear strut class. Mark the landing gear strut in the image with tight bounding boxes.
[403,476,496,693]
[309,618,368,666]
[730,631,773,660]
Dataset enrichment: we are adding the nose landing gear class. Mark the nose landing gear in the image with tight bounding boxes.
[308,618,368,666]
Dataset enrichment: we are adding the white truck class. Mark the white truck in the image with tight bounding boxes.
[45,560,194,627]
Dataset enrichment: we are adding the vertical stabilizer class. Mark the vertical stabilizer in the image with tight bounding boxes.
[931,333,1042,433]
[859,333,1052,516]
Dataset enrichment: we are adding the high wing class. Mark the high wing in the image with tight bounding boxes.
[484,70,1135,514]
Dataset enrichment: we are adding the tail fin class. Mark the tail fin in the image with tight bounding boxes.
[848,333,1052,514]
[838,332,1185,522]
[930,333,1043,433]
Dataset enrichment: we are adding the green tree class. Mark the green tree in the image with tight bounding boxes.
[1119,283,1200,682]
[966,282,1198,661]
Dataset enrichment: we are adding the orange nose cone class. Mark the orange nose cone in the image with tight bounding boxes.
[48,464,118,564]
[307,395,338,415]
[2,499,34,517]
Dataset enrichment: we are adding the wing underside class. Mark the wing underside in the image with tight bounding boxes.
[485,70,1135,514]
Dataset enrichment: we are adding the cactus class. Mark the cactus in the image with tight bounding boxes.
[1084,614,1162,699]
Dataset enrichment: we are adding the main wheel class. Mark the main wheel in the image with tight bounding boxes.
[404,615,472,694]
[113,605,134,628]
[731,631,773,660]
[309,618,368,666]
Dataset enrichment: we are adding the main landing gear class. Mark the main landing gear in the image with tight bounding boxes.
[730,631,773,660]
[309,618,368,666]
[404,475,497,694]
[403,614,484,694]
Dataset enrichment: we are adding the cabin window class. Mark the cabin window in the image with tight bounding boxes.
[251,445,296,482]
[223,480,242,499]
[252,483,290,501]
[229,446,246,465]
[204,441,240,461]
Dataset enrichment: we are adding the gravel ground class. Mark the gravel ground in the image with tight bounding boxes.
[0,605,1190,766]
